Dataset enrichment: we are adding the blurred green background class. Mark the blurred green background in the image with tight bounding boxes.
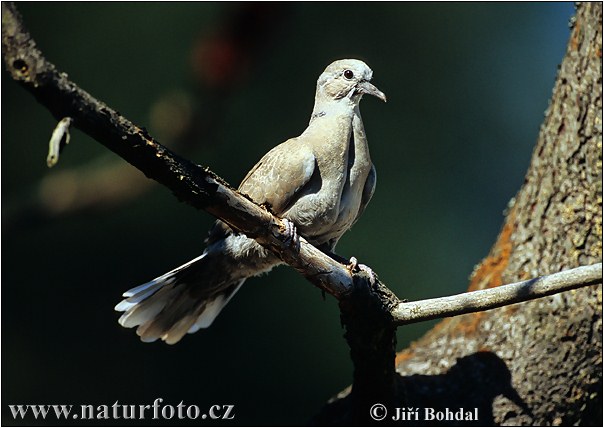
[2,2,573,426]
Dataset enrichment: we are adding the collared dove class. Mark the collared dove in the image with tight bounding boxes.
[115,59,386,344]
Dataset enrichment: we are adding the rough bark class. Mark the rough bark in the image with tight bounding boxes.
[316,3,602,425]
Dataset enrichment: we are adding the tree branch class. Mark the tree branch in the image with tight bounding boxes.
[393,262,602,325]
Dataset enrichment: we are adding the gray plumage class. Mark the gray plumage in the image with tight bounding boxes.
[115,59,386,344]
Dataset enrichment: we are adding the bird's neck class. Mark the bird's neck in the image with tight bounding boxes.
[310,88,358,119]
[304,98,367,166]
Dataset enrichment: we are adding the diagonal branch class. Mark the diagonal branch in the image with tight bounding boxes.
[1,1,354,300]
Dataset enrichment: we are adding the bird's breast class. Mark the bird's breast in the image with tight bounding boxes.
[282,110,372,246]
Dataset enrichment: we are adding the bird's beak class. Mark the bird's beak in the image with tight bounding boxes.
[357,80,387,102]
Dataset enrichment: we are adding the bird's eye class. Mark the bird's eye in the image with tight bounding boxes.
[343,69,354,80]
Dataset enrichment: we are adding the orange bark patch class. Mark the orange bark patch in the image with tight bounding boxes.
[504,303,520,316]
[570,21,581,51]
[467,208,516,292]
[455,312,485,335]
[395,348,415,365]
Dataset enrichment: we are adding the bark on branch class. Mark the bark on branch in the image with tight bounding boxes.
[393,262,602,325]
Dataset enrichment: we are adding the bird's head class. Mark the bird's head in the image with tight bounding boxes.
[316,59,387,104]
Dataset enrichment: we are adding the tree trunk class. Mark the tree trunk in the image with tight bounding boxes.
[316,3,602,425]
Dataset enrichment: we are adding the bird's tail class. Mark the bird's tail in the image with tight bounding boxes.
[115,252,244,344]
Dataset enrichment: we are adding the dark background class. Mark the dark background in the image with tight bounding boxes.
[2,2,573,426]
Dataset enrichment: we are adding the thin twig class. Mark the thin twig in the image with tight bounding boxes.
[392,263,602,325]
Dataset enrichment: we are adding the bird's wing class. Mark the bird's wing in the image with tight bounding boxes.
[354,163,376,224]
[238,138,316,215]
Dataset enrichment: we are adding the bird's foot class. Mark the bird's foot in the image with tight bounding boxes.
[282,218,300,251]
[347,256,378,286]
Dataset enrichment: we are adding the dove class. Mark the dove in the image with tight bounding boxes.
[115,59,386,344]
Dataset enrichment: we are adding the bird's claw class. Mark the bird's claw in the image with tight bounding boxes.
[347,256,377,286]
[282,218,300,251]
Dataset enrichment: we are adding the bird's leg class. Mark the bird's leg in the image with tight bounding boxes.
[347,256,378,286]
[281,218,300,251]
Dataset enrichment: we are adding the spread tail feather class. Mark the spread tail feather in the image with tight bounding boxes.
[115,253,244,344]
